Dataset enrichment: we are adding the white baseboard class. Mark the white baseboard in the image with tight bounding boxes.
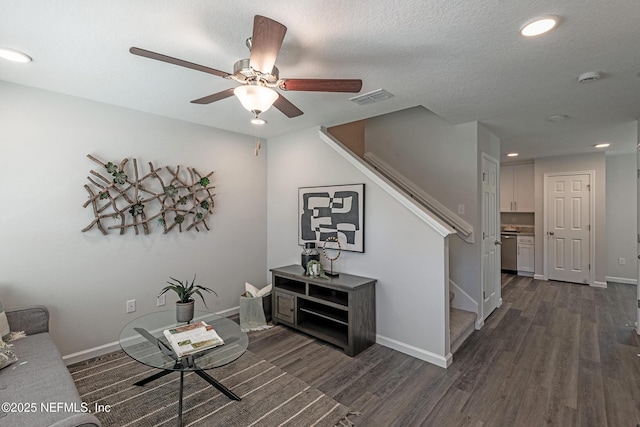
[63,341,121,365]
[62,306,240,366]
[534,274,545,281]
[592,281,607,289]
[214,306,240,317]
[605,276,638,285]
[475,318,485,330]
[376,334,451,368]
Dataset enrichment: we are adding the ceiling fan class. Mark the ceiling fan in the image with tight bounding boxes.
[130,15,363,124]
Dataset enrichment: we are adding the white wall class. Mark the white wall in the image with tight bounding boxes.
[606,153,637,283]
[266,127,451,367]
[477,123,501,170]
[365,107,478,216]
[534,153,606,284]
[0,81,268,358]
[364,107,483,304]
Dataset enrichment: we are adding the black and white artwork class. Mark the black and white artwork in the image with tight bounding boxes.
[298,184,364,253]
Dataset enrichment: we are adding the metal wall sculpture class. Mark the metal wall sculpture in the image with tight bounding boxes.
[83,154,215,235]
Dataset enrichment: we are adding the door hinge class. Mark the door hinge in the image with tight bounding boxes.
[589,264,591,270]
[588,224,591,231]
[637,300,640,309]
[587,184,591,191]
[483,291,486,299]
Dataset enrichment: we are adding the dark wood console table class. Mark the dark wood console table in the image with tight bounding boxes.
[270,265,376,356]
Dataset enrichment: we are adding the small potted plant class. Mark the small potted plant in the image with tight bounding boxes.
[159,275,217,322]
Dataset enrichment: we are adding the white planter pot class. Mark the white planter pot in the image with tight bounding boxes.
[175,300,195,322]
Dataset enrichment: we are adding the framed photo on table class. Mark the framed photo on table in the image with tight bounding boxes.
[298,183,364,253]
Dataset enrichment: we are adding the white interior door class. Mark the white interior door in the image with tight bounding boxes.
[547,173,591,284]
[482,154,500,318]
[636,147,640,334]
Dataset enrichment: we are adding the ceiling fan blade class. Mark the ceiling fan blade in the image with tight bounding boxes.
[191,88,235,104]
[130,47,229,78]
[273,93,303,118]
[249,16,287,74]
[279,78,363,93]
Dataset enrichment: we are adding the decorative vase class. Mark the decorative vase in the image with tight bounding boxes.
[301,242,320,271]
[176,300,195,322]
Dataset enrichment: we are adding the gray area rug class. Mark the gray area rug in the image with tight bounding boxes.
[68,349,352,427]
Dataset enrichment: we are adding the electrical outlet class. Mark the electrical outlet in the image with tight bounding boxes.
[157,294,166,307]
[126,299,136,313]
[619,257,626,265]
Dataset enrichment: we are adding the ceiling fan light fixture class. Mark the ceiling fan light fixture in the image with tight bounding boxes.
[251,117,266,125]
[520,15,559,37]
[234,84,279,114]
[130,16,360,120]
[0,47,32,63]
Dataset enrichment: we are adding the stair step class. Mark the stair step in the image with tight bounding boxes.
[450,308,476,353]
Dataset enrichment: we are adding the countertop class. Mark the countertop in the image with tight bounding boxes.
[501,225,534,236]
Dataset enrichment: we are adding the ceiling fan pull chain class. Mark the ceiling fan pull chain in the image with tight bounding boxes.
[255,139,262,156]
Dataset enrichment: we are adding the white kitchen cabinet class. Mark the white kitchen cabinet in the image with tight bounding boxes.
[500,163,534,212]
[517,235,534,274]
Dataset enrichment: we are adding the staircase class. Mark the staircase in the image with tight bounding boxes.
[449,291,476,353]
[364,152,475,243]
[319,126,478,365]
[362,149,478,354]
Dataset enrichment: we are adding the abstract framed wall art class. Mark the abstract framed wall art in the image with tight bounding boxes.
[298,184,365,253]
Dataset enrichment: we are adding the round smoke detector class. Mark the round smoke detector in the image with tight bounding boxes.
[578,71,602,83]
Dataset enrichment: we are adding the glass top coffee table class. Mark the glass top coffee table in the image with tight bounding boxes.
[119,310,248,426]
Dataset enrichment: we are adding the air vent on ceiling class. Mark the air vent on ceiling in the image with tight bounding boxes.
[349,88,394,105]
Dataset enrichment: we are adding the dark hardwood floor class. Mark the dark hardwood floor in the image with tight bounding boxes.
[246,275,640,426]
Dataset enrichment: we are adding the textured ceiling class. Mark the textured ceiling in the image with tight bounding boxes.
[1,0,639,160]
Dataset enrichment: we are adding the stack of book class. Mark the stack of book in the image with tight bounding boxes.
[163,321,224,357]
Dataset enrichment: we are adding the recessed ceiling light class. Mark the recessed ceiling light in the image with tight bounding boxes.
[594,143,610,148]
[507,153,519,157]
[577,71,602,83]
[547,114,569,123]
[0,47,32,63]
[546,114,570,122]
[520,15,559,37]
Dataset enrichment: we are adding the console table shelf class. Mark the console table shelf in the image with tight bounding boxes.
[270,265,376,356]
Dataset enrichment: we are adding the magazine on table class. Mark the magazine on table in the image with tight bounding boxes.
[163,321,224,357]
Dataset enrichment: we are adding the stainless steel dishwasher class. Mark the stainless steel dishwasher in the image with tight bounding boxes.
[501,233,517,272]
